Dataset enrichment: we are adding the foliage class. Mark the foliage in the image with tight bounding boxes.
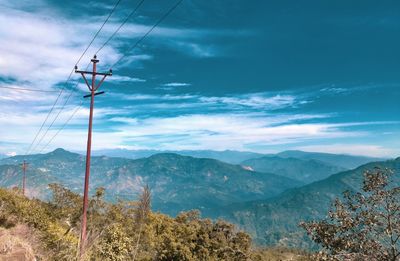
[149,210,252,260]
[0,187,78,260]
[94,223,132,261]
[250,247,312,261]
[0,183,299,260]
[300,167,400,261]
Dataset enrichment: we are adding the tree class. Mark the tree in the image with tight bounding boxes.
[132,185,151,260]
[0,184,261,260]
[300,167,400,261]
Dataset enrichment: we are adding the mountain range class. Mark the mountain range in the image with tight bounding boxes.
[0,148,395,249]
[218,157,400,248]
[0,149,302,216]
[241,156,346,183]
[89,149,265,164]
[88,148,383,167]
[276,150,384,169]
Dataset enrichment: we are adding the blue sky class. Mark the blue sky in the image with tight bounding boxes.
[0,0,399,157]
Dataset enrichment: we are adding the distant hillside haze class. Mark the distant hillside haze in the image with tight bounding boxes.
[276,150,385,169]
[0,149,302,216]
[88,148,385,169]
[241,156,346,183]
[218,157,400,247]
[90,148,265,164]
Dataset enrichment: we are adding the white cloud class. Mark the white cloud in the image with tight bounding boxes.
[162,82,191,87]
[110,75,146,82]
[320,87,348,93]
[200,94,297,109]
[0,1,395,158]
[171,41,218,57]
[0,8,89,87]
[110,93,197,101]
[86,114,363,151]
[5,152,17,157]
[108,92,301,111]
[109,117,138,124]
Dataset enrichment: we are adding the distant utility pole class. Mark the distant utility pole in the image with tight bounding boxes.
[75,55,112,255]
[21,160,29,196]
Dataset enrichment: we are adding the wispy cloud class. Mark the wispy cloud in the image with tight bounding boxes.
[199,93,298,109]
[110,75,146,83]
[92,112,391,151]
[0,5,116,89]
[0,0,397,159]
[320,87,348,93]
[169,41,218,57]
[162,82,191,87]
[109,93,197,101]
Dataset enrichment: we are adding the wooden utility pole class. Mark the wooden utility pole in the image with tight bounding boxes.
[75,55,112,255]
[21,160,29,196]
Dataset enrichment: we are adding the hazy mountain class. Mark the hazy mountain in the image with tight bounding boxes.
[217,158,400,248]
[0,148,302,216]
[90,149,265,164]
[241,156,346,183]
[89,149,160,160]
[277,150,385,169]
[89,149,382,169]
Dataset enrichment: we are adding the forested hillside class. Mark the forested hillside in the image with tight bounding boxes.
[241,156,345,183]
[218,157,400,247]
[0,149,302,216]
[0,186,310,261]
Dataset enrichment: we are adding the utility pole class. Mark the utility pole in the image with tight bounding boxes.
[75,55,112,255]
[21,160,29,196]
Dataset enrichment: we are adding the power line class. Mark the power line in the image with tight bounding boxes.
[28,0,184,155]
[25,0,122,156]
[30,63,90,154]
[25,83,66,155]
[33,0,146,154]
[39,102,83,153]
[95,0,146,56]
[29,87,77,154]
[0,86,59,93]
[76,0,123,67]
[110,0,184,69]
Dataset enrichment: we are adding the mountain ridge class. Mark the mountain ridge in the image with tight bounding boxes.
[217,157,400,247]
[81,148,385,167]
[277,150,385,169]
[0,149,303,216]
[241,156,346,183]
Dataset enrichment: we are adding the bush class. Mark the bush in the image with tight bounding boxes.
[301,168,400,261]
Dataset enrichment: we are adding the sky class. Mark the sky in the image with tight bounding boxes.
[0,0,399,157]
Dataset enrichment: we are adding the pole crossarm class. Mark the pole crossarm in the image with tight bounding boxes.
[95,74,109,90]
[83,91,105,98]
[75,70,112,76]
[75,68,112,91]
[78,72,91,90]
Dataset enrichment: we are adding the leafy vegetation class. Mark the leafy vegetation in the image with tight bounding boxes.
[0,184,310,260]
[301,167,400,260]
